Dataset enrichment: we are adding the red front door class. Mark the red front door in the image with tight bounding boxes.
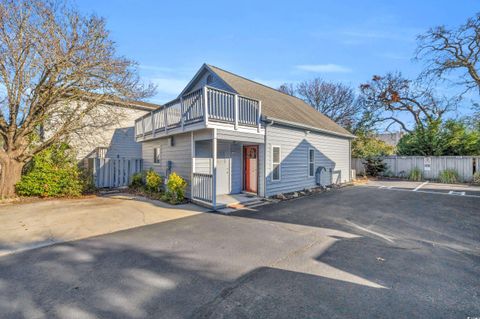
[244,145,258,193]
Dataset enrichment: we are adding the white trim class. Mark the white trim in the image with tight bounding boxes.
[271,145,281,182]
[308,148,315,177]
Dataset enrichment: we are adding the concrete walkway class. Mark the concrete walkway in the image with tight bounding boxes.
[0,194,206,256]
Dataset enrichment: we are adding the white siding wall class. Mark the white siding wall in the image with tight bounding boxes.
[187,70,233,93]
[265,124,351,196]
[69,105,148,160]
[195,140,213,174]
[142,132,192,196]
[230,142,243,194]
[258,143,265,197]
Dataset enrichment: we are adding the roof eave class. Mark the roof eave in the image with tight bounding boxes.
[264,116,356,139]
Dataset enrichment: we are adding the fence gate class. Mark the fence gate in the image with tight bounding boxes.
[87,158,143,188]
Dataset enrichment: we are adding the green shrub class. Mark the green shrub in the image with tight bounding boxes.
[408,167,423,181]
[472,172,480,185]
[80,166,97,194]
[382,170,394,178]
[362,156,387,177]
[15,143,83,197]
[165,172,187,204]
[130,171,144,189]
[438,169,459,184]
[145,168,162,192]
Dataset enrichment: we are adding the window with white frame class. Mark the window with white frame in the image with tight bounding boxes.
[308,148,315,177]
[272,146,281,181]
[153,147,161,164]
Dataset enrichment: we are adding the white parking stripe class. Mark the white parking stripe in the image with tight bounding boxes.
[369,185,480,198]
[448,191,465,196]
[413,181,429,191]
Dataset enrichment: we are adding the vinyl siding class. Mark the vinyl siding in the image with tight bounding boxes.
[230,142,242,194]
[68,105,148,160]
[194,140,213,174]
[265,124,350,196]
[187,70,232,94]
[216,129,264,143]
[142,132,192,196]
[258,143,265,197]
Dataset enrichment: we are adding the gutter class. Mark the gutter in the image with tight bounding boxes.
[263,116,356,139]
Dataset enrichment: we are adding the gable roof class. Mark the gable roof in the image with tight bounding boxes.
[205,64,354,138]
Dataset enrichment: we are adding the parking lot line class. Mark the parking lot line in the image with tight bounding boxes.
[413,181,429,191]
[448,191,466,196]
[371,185,480,198]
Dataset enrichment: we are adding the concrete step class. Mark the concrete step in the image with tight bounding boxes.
[217,199,270,214]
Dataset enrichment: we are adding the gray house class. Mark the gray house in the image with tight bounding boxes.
[135,64,354,209]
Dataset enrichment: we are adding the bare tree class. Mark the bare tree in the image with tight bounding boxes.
[359,72,458,132]
[278,83,295,96]
[278,79,361,129]
[0,0,155,197]
[296,79,359,128]
[416,13,480,94]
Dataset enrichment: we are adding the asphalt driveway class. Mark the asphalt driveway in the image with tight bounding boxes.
[0,194,205,256]
[0,186,479,318]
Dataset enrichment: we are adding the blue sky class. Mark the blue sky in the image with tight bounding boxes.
[76,0,478,111]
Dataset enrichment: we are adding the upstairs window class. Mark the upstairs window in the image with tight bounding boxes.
[272,146,281,181]
[154,147,161,164]
[308,149,315,177]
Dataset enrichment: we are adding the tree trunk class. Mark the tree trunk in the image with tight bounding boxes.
[0,157,24,198]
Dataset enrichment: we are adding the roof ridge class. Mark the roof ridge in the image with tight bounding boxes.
[206,64,309,104]
[205,63,354,138]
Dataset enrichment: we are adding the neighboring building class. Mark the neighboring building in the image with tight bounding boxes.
[68,99,159,161]
[376,131,404,147]
[135,64,355,209]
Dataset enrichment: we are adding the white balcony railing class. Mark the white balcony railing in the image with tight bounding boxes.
[135,86,261,139]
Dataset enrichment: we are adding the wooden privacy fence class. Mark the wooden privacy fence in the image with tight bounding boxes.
[352,156,480,182]
[87,158,143,188]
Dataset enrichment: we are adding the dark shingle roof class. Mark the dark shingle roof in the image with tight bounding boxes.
[207,64,354,138]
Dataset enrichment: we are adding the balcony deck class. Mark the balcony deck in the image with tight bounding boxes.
[135,86,263,142]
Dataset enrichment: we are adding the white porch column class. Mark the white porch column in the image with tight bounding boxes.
[212,128,217,209]
[191,132,195,199]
